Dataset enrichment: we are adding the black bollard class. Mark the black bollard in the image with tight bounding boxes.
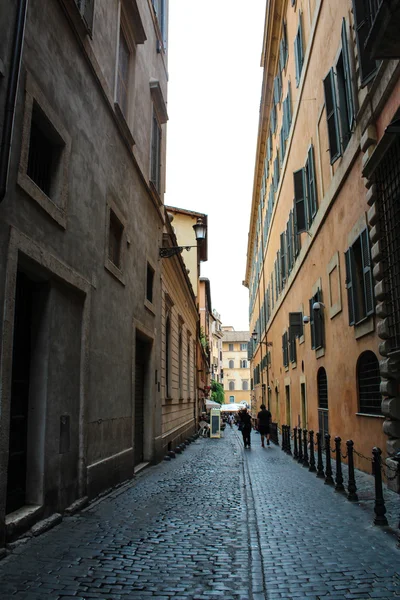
[303,429,309,467]
[287,426,292,455]
[293,427,298,460]
[372,447,388,526]
[334,437,345,492]
[297,428,303,463]
[281,425,286,452]
[309,430,316,472]
[346,440,358,501]
[316,432,325,478]
[324,434,334,485]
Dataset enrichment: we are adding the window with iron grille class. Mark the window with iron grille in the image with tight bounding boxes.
[344,228,374,325]
[357,351,382,415]
[108,210,123,269]
[317,367,328,408]
[27,102,64,199]
[375,135,400,352]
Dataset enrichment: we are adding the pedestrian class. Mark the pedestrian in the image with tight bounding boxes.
[257,404,272,447]
[239,408,252,449]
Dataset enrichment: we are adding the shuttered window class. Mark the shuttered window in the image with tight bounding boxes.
[323,69,341,163]
[274,72,282,104]
[294,12,304,86]
[280,232,286,285]
[289,312,303,339]
[340,19,355,141]
[274,154,280,191]
[294,168,306,233]
[344,228,374,325]
[280,126,286,163]
[150,110,162,192]
[282,332,289,368]
[286,212,294,274]
[351,0,378,85]
[279,21,288,71]
[305,145,317,226]
[357,351,382,415]
[309,289,324,350]
[270,104,277,134]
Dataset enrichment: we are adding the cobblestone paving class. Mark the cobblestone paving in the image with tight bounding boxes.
[0,427,399,600]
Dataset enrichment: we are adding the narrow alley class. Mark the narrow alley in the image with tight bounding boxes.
[0,428,398,600]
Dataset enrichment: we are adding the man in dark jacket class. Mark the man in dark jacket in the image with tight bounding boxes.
[239,408,252,448]
[257,404,272,447]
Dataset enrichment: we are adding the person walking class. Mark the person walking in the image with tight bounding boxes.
[257,404,272,447]
[239,408,252,449]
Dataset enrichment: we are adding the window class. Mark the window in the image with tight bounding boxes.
[229,395,235,403]
[150,110,162,193]
[282,332,289,368]
[357,351,381,415]
[229,381,235,391]
[286,213,294,275]
[178,327,183,398]
[323,69,341,164]
[289,312,303,339]
[146,263,154,303]
[280,232,286,285]
[280,126,286,163]
[344,228,374,325]
[74,0,95,34]
[240,343,248,351]
[309,290,325,350]
[166,314,171,397]
[273,153,280,191]
[151,0,167,48]
[229,360,234,369]
[305,145,317,227]
[274,71,282,105]
[351,0,378,85]
[116,27,131,119]
[240,360,248,368]
[27,103,64,199]
[108,209,123,269]
[317,367,329,439]
[294,169,306,233]
[270,103,277,134]
[294,12,304,86]
[294,145,318,231]
[283,83,292,141]
[279,21,288,71]
[228,343,234,351]
[187,341,191,397]
[242,380,249,391]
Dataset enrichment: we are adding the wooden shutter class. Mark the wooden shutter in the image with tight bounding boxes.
[294,169,306,232]
[293,199,300,257]
[306,145,318,224]
[314,290,324,349]
[309,297,316,349]
[282,332,289,367]
[323,69,341,163]
[351,0,377,85]
[360,228,375,317]
[341,19,355,130]
[82,0,94,33]
[344,248,356,325]
[289,312,303,339]
[280,232,286,283]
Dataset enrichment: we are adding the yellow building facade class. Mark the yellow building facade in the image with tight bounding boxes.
[222,328,251,409]
[245,0,400,477]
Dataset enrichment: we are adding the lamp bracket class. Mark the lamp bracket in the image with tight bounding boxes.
[159,245,196,259]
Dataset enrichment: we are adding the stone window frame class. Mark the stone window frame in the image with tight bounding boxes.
[144,256,156,315]
[104,196,127,285]
[327,251,342,319]
[18,72,71,229]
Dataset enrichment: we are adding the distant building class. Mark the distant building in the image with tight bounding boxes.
[211,309,223,383]
[221,328,251,410]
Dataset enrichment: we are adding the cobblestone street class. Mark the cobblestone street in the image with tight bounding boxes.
[0,427,399,600]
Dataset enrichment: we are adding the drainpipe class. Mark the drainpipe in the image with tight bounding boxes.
[0,0,29,203]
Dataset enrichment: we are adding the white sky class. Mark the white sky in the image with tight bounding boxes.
[165,0,266,331]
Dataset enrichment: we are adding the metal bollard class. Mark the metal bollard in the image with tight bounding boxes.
[372,447,388,526]
[287,426,292,455]
[334,436,345,492]
[309,430,316,472]
[293,427,298,460]
[324,434,334,485]
[316,432,325,478]
[346,440,358,502]
[303,429,309,467]
[281,425,286,452]
[297,428,303,463]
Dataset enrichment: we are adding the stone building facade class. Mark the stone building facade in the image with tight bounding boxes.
[244,0,399,486]
[0,0,169,546]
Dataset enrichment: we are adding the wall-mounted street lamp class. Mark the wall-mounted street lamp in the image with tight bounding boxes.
[251,330,273,347]
[159,217,206,259]
[303,302,325,324]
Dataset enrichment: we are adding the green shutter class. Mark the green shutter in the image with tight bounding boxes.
[360,228,375,317]
[341,19,355,130]
[323,68,341,164]
[344,248,356,326]
[294,169,306,232]
[309,298,315,349]
[351,0,377,85]
[306,145,318,224]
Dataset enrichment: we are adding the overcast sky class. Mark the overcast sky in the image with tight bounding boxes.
[165,0,266,332]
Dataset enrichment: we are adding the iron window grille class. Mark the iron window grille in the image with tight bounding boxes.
[357,351,382,415]
[317,367,329,438]
[375,135,400,353]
